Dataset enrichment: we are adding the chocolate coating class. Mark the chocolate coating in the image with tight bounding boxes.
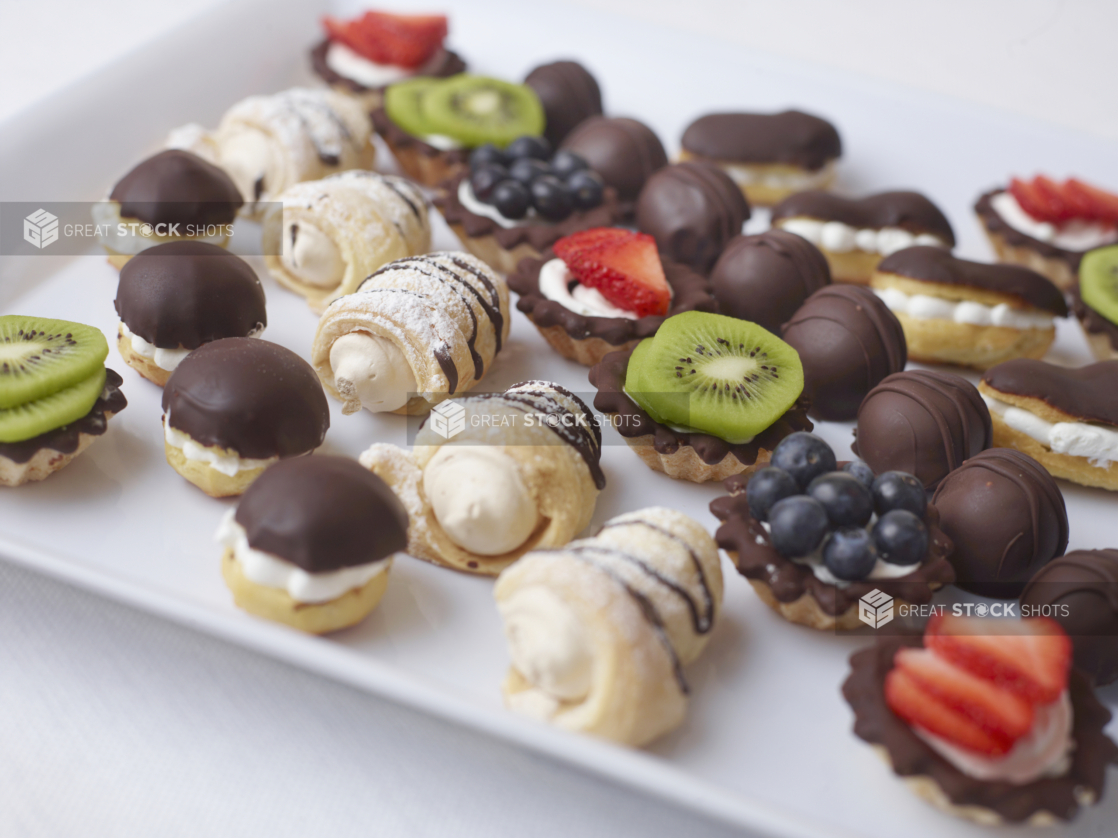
[524,60,603,147]
[162,338,329,460]
[983,359,1118,425]
[235,456,407,572]
[635,162,750,273]
[681,110,841,170]
[310,40,465,93]
[782,285,906,421]
[115,241,266,350]
[975,188,1092,269]
[560,117,668,204]
[1070,278,1118,352]
[772,190,956,246]
[853,370,991,489]
[932,449,1068,599]
[109,150,243,226]
[1021,550,1118,686]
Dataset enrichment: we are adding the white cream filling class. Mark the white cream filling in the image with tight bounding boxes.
[324,40,413,88]
[92,200,228,255]
[281,219,345,288]
[215,509,390,604]
[538,258,640,320]
[119,321,192,372]
[423,447,539,556]
[723,160,834,191]
[457,177,542,229]
[163,414,277,477]
[873,287,1056,330]
[779,217,947,256]
[330,331,417,414]
[762,518,919,587]
[219,127,278,205]
[422,134,464,151]
[982,394,1118,469]
[990,191,1118,253]
[915,691,1073,784]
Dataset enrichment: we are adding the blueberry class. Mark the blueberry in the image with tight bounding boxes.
[491,180,531,220]
[550,149,588,179]
[508,157,551,186]
[872,509,928,566]
[469,164,509,203]
[807,472,874,527]
[567,169,605,210]
[530,175,574,221]
[770,432,837,489]
[843,460,876,488]
[470,144,507,172]
[768,495,830,559]
[872,471,927,517]
[822,527,879,581]
[505,135,552,161]
[746,467,799,522]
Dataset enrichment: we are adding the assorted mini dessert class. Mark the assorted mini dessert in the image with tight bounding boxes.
[523,60,603,147]
[114,242,267,386]
[870,246,1067,369]
[559,116,668,207]
[975,174,1118,290]
[843,614,1116,825]
[494,507,723,747]
[772,190,955,284]
[0,316,126,486]
[979,358,1118,491]
[508,227,715,366]
[162,338,330,497]
[1070,244,1118,361]
[433,134,624,274]
[262,170,431,312]
[217,455,408,634]
[711,433,955,630]
[679,110,842,206]
[311,252,509,415]
[590,311,812,482]
[360,381,604,575]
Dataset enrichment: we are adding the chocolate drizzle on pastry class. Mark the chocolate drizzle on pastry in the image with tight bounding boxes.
[932,448,1068,599]
[310,39,465,94]
[109,150,243,226]
[982,359,1118,425]
[843,632,1117,824]
[115,241,266,349]
[524,60,603,147]
[371,106,470,166]
[853,370,991,489]
[1070,278,1118,351]
[560,116,668,204]
[0,369,127,464]
[773,190,956,245]
[162,338,329,460]
[681,110,842,170]
[782,285,907,421]
[235,455,408,572]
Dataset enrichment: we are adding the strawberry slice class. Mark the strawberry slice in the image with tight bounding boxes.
[1061,178,1099,220]
[925,614,1071,705]
[1008,177,1058,223]
[1033,175,1074,223]
[322,12,447,69]
[552,227,632,263]
[1066,178,1118,225]
[552,228,672,318]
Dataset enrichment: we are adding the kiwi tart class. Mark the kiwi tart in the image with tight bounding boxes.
[589,312,813,482]
[0,316,127,486]
[1070,245,1118,361]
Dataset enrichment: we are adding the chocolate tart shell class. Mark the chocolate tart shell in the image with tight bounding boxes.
[371,106,470,185]
[310,40,466,95]
[974,189,1086,271]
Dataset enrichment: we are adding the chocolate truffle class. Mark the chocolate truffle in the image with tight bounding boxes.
[524,60,603,147]
[560,116,668,204]
[163,338,329,460]
[772,190,956,246]
[853,370,991,489]
[1020,550,1118,686]
[109,149,243,226]
[681,110,841,170]
[635,162,750,273]
[709,230,831,330]
[782,285,906,421]
[235,456,408,573]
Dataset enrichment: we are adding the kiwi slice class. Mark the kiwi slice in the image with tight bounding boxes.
[625,312,804,443]
[0,366,106,443]
[384,77,441,139]
[0,315,108,409]
[1080,244,1118,325]
[420,75,544,148]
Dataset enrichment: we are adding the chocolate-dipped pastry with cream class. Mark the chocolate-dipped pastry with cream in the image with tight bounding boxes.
[92,150,243,270]
[853,370,991,489]
[114,242,266,387]
[635,162,750,273]
[162,338,330,498]
[781,285,906,421]
[560,116,668,206]
[871,246,1066,370]
[679,110,841,206]
[1021,549,1118,686]
[709,230,831,331]
[932,448,1068,599]
[978,359,1118,491]
[217,456,408,634]
[524,60,603,147]
[772,191,955,285]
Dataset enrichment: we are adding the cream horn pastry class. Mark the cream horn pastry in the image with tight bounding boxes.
[359,380,604,576]
[494,507,723,747]
[263,171,431,312]
[311,252,510,415]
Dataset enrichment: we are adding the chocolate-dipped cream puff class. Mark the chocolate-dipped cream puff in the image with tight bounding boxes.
[524,60,603,147]
[560,117,668,206]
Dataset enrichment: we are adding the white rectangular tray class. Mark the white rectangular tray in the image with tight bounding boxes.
[1,1,1116,835]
